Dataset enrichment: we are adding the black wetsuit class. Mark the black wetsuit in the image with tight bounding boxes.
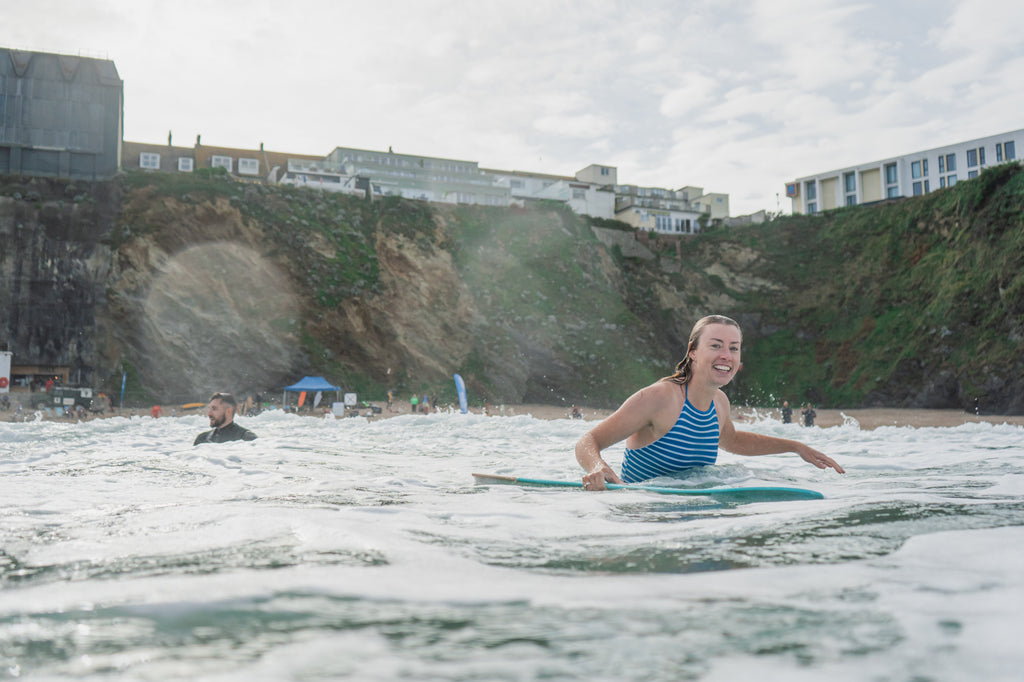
[194,421,257,445]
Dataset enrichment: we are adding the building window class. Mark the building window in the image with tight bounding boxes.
[510,179,524,189]
[913,181,923,196]
[139,152,160,169]
[178,157,194,172]
[967,149,978,167]
[844,172,856,205]
[968,170,978,179]
[600,167,610,176]
[911,158,929,179]
[937,153,958,188]
[805,181,817,200]
[1006,141,1016,160]
[807,202,817,213]
[884,163,898,197]
[572,188,586,200]
[211,155,233,171]
[238,158,260,176]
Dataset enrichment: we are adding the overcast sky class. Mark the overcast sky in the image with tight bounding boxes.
[4,0,1023,215]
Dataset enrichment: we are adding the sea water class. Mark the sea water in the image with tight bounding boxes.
[2,410,1023,681]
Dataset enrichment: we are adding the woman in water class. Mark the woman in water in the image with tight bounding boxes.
[575,315,844,490]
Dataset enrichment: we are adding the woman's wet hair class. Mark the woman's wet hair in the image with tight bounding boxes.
[663,315,741,385]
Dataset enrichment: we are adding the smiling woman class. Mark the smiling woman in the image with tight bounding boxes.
[575,314,845,490]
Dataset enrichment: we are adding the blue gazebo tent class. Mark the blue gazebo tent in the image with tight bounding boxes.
[282,376,341,409]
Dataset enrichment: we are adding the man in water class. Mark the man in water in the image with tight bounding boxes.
[194,392,257,445]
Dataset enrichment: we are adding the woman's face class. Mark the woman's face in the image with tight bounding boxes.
[689,323,742,386]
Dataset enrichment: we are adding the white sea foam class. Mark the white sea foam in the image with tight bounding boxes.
[1,410,1023,680]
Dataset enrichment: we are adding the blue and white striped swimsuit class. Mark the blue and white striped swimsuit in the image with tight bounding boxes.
[620,386,719,483]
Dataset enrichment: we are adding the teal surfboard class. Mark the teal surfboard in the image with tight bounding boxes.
[472,473,824,502]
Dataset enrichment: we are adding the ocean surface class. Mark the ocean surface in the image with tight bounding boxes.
[2,409,1023,681]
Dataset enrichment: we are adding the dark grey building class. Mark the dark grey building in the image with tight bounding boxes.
[0,48,123,180]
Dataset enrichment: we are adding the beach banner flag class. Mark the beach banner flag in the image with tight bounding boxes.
[453,373,468,414]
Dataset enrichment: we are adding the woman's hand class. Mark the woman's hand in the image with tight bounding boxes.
[582,465,623,491]
[797,445,845,473]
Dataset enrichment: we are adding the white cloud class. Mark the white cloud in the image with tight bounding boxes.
[533,113,613,139]
[659,73,720,118]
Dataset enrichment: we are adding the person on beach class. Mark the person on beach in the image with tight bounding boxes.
[194,392,257,445]
[781,400,793,424]
[575,315,844,490]
[802,403,817,427]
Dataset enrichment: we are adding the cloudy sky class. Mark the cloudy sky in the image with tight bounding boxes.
[4,0,1023,215]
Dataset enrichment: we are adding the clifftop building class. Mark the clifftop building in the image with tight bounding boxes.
[0,47,123,180]
[324,146,511,206]
[786,129,1023,214]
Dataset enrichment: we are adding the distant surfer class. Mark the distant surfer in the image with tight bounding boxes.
[781,400,793,424]
[575,315,844,490]
[802,403,817,427]
[194,392,257,445]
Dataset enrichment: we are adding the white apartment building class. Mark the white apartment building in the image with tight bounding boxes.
[278,159,367,196]
[613,184,728,234]
[324,147,511,206]
[787,129,1023,214]
[486,164,617,219]
[272,144,727,227]
[488,169,566,201]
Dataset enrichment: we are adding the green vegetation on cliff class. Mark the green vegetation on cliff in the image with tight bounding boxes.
[6,164,1022,412]
[693,162,1024,412]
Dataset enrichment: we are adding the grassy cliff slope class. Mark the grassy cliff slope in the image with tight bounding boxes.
[4,163,1022,412]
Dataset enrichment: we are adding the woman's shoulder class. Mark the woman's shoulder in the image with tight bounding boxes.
[648,378,684,397]
[623,379,681,408]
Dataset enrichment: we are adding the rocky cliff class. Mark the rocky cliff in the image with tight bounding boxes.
[2,166,1022,413]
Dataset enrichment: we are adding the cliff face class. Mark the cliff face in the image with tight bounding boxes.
[100,191,304,401]
[2,167,1023,413]
[0,178,119,384]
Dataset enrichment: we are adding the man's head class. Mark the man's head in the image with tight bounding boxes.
[207,392,237,428]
